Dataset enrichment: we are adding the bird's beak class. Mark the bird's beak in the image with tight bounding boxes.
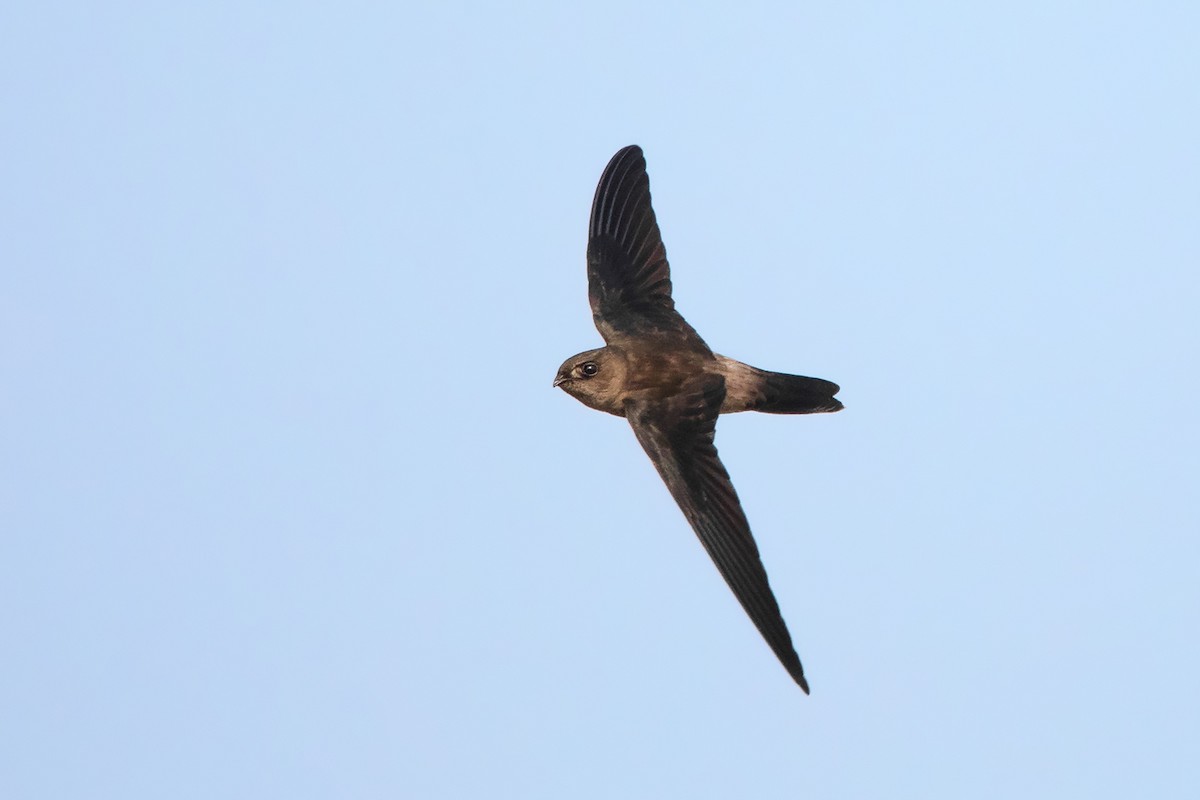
[552,375,567,388]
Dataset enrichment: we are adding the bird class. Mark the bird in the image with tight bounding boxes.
[553,145,842,693]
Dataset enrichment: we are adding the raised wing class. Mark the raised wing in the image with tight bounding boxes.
[625,374,810,692]
[587,146,697,343]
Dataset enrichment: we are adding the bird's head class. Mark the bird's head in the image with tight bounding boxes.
[552,346,627,415]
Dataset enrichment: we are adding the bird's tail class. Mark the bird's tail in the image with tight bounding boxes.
[716,355,843,414]
[754,370,843,414]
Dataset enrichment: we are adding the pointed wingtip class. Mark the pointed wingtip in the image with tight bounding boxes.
[603,145,644,173]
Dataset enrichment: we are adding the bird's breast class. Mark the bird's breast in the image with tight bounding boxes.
[622,345,715,402]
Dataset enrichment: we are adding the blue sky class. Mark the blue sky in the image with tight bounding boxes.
[2,2,1197,798]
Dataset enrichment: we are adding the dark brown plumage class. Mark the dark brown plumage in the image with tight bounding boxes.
[553,145,842,693]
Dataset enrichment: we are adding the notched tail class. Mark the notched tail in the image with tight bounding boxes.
[755,371,843,414]
[716,355,843,415]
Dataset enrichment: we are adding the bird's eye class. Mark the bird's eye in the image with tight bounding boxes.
[580,362,599,377]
